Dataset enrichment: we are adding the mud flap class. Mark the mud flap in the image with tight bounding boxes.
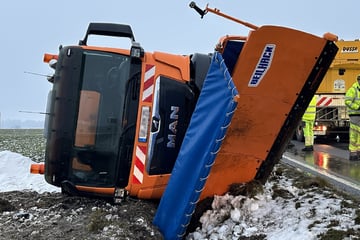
[153,52,239,239]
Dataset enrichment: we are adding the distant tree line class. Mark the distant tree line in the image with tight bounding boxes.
[0,119,44,129]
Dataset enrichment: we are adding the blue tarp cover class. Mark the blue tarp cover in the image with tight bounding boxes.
[153,52,239,239]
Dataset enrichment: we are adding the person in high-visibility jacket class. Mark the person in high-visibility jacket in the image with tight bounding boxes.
[302,95,317,152]
[345,74,360,161]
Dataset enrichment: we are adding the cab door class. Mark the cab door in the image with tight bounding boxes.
[147,76,197,175]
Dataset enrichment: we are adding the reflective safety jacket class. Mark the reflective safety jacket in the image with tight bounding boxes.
[302,95,317,121]
[345,81,360,116]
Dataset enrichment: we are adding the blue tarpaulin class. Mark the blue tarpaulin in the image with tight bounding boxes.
[153,52,239,239]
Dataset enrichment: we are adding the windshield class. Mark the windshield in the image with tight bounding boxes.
[71,50,131,187]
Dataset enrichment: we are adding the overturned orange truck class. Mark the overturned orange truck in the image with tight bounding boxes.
[32,3,338,204]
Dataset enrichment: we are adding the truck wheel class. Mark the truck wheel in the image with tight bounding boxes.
[295,124,304,142]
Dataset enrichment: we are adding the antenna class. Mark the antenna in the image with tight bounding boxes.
[24,71,49,77]
[19,110,50,115]
[24,71,54,82]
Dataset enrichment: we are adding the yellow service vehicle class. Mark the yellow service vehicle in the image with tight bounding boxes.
[295,40,360,142]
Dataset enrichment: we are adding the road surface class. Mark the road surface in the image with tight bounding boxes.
[282,140,360,197]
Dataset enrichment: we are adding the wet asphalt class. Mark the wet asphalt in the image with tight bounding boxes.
[282,140,360,197]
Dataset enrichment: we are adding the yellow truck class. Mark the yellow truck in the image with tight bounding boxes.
[295,40,360,142]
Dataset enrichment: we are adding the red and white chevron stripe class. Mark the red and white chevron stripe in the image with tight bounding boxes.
[132,145,146,184]
[317,96,332,107]
[142,64,155,103]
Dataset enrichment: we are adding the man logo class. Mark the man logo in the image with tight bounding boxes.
[167,106,179,148]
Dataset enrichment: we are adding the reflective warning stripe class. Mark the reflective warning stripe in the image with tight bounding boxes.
[133,145,146,184]
[317,96,332,107]
[142,65,155,103]
[132,64,155,184]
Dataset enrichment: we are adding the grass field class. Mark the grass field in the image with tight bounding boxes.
[0,129,45,162]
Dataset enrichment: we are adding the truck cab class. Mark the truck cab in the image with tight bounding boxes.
[43,23,210,200]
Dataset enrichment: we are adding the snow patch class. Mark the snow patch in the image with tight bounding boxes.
[0,151,60,193]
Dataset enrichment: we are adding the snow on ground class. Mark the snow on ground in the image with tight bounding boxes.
[0,151,60,193]
[1,150,360,239]
[187,175,359,240]
[186,166,360,239]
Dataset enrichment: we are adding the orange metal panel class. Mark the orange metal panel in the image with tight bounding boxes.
[75,185,115,195]
[30,163,45,174]
[201,25,329,198]
[126,172,170,199]
[152,52,191,82]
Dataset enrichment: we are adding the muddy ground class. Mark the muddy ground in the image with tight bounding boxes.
[0,191,163,240]
[0,163,359,240]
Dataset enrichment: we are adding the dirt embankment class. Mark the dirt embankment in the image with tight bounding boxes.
[0,191,163,240]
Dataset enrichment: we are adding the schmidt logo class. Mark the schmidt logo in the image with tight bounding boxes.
[248,44,276,87]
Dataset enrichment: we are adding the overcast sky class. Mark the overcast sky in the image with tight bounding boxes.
[0,0,359,121]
